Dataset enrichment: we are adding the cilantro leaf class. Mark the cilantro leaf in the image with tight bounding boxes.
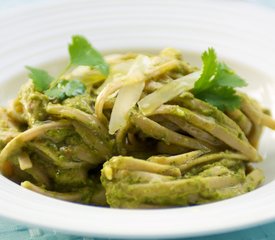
[193,48,217,93]
[215,63,247,88]
[68,35,109,76]
[45,85,66,101]
[64,79,86,97]
[45,80,86,101]
[192,48,247,111]
[26,66,54,92]
[195,86,241,111]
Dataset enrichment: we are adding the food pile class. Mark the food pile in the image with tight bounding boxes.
[0,36,274,208]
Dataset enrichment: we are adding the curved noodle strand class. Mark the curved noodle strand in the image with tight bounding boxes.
[0,121,70,170]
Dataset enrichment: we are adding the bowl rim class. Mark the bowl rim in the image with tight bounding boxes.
[0,0,275,238]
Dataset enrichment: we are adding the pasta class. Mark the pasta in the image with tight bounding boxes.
[0,36,274,208]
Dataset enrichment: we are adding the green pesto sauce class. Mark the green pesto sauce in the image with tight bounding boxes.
[44,128,75,143]
[62,94,94,114]
[101,156,256,208]
[18,83,49,124]
[54,168,87,189]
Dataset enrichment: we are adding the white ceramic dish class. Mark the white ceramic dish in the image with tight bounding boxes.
[0,0,275,239]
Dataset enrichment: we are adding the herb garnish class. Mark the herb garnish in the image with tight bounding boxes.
[69,35,109,76]
[45,79,86,101]
[192,48,247,111]
[26,66,54,92]
[26,35,108,101]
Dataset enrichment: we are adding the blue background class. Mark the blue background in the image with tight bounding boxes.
[0,0,275,239]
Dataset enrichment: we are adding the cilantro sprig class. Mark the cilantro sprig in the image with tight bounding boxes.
[69,35,109,76]
[26,35,109,101]
[26,66,54,92]
[45,80,86,101]
[192,48,247,111]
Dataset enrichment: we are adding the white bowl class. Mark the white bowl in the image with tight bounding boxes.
[0,0,275,238]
